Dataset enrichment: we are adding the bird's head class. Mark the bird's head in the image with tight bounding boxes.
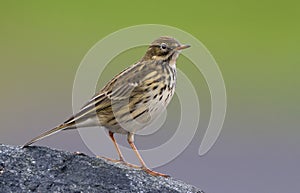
[142,36,190,61]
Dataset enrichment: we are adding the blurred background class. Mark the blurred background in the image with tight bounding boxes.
[0,1,299,192]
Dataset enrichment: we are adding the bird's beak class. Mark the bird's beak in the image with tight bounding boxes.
[176,44,191,50]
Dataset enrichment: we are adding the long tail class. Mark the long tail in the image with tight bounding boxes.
[22,92,106,148]
[22,123,72,147]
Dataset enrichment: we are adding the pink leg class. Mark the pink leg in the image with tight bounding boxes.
[127,133,169,177]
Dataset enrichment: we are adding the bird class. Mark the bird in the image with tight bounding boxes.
[23,36,190,177]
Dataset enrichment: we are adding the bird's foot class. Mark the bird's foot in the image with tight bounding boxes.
[96,155,118,162]
[121,161,140,169]
[96,156,140,168]
[141,166,170,178]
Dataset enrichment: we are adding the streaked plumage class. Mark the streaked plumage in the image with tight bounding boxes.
[23,36,190,177]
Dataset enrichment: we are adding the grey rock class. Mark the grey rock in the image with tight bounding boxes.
[0,144,204,193]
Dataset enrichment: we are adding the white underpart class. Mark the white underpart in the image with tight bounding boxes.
[169,51,180,68]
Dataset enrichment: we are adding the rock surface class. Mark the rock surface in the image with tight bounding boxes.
[0,144,204,193]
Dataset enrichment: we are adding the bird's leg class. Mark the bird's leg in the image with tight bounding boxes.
[127,133,169,177]
[97,131,124,162]
[109,131,125,162]
[98,131,139,168]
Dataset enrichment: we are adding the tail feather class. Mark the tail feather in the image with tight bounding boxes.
[22,124,70,147]
[22,95,102,148]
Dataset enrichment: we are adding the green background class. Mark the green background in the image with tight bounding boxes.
[1,1,299,192]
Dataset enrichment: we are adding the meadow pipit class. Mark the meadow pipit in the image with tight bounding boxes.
[23,36,190,177]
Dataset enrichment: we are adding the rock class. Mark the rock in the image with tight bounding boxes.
[0,144,204,193]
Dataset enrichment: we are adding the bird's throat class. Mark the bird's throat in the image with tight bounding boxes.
[168,52,179,68]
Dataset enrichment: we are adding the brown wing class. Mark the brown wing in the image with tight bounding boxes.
[63,60,156,126]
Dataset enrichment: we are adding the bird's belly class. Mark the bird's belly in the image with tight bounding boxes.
[100,90,175,134]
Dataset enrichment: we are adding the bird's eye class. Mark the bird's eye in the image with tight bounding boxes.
[160,43,167,50]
